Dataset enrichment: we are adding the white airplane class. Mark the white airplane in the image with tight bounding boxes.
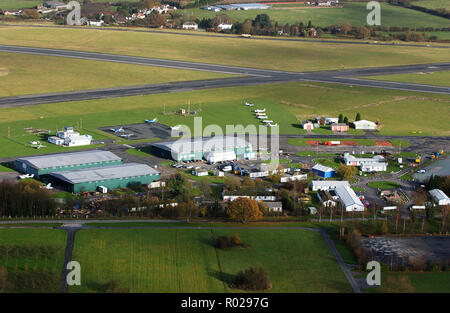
[255,112,267,116]
[263,120,273,123]
[254,108,266,113]
[19,174,34,179]
[29,141,40,145]
[34,144,47,149]
[44,183,53,190]
[267,123,278,127]
[145,118,157,123]
[245,102,254,106]
[110,127,124,133]
[257,115,268,119]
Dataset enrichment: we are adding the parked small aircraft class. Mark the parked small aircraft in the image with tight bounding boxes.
[267,123,278,127]
[245,102,254,106]
[262,120,273,123]
[145,118,157,123]
[44,183,53,190]
[254,108,266,113]
[110,127,124,133]
[257,115,268,119]
[19,174,34,179]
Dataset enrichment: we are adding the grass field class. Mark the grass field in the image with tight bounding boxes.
[414,0,450,10]
[0,228,66,292]
[0,52,234,97]
[182,3,450,28]
[0,26,449,73]
[364,71,450,87]
[367,181,400,189]
[288,137,377,146]
[0,80,449,159]
[0,0,41,10]
[70,228,352,292]
[368,271,450,293]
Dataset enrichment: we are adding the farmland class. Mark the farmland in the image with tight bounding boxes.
[0,52,234,97]
[0,26,449,73]
[0,81,449,158]
[0,228,66,292]
[70,228,351,292]
[414,0,450,10]
[364,71,450,88]
[182,3,450,28]
[368,271,450,293]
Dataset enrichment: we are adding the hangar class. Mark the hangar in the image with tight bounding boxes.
[151,136,253,162]
[49,163,160,193]
[14,150,122,177]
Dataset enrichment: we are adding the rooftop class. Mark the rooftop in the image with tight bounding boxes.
[49,163,159,184]
[311,180,350,187]
[17,150,121,169]
[429,189,449,201]
[335,186,364,207]
[153,136,249,154]
[312,163,335,172]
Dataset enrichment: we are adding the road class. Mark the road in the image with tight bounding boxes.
[0,45,449,107]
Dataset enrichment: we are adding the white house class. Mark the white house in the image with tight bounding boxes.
[88,20,104,27]
[429,189,450,206]
[192,170,208,176]
[218,23,233,30]
[335,186,365,212]
[311,180,350,191]
[280,173,307,183]
[64,135,92,147]
[352,120,377,130]
[360,162,387,172]
[263,201,283,212]
[302,121,314,130]
[182,22,198,30]
[48,126,92,147]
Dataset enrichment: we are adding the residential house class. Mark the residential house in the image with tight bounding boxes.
[182,22,198,30]
[331,123,349,132]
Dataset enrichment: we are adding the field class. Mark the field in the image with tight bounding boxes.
[0,26,449,73]
[0,81,449,158]
[70,228,352,292]
[366,181,400,189]
[0,52,234,97]
[182,3,450,28]
[0,0,41,10]
[0,228,66,292]
[364,71,450,88]
[368,271,450,293]
[414,0,450,10]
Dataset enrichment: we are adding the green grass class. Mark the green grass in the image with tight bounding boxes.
[182,3,450,28]
[312,158,342,169]
[364,71,450,88]
[399,172,413,181]
[0,0,42,10]
[389,139,412,147]
[0,52,234,97]
[288,137,377,146]
[0,228,66,292]
[0,80,449,158]
[125,148,152,157]
[70,228,352,292]
[352,186,366,193]
[367,181,400,189]
[414,0,450,10]
[368,271,450,293]
[1,26,450,73]
[333,240,357,265]
[0,162,14,172]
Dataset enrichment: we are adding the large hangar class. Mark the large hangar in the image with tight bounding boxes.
[14,150,122,177]
[49,163,161,193]
[151,136,254,162]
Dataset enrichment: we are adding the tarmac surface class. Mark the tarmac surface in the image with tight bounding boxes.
[0,45,449,107]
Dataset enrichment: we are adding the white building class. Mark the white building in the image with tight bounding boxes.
[429,189,450,206]
[280,173,307,183]
[311,180,350,191]
[302,121,314,130]
[192,170,208,176]
[335,186,365,212]
[218,23,233,30]
[182,22,198,30]
[264,201,283,212]
[213,170,225,177]
[360,162,387,172]
[343,154,385,166]
[223,194,277,202]
[205,150,236,164]
[88,20,104,27]
[48,126,92,147]
[352,120,377,130]
[324,117,339,125]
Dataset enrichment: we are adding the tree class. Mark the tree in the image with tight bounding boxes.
[338,113,344,123]
[23,9,40,19]
[254,14,271,29]
[241,19,252,34]
[232,266,271,291]
[342,22,352,35]
[343,116,349,124]
[148,13,167,27]
[355,112,361,121]
[357,26,371,39]
[226,197,263,223]
[224,176,241,191]
[337,163,357,180]
[210,13,231,28]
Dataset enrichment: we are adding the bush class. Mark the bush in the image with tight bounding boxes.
[215,234,246,249]
[231,266,272,291]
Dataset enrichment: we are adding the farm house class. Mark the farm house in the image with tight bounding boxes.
[335,186,365,212]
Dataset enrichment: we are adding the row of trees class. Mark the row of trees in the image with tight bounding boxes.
[0,180,57,217]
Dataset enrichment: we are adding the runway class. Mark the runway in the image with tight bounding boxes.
[0,44,449,107]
